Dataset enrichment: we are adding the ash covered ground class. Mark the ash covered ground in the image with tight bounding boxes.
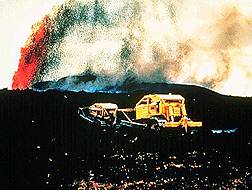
[0,84,252,189]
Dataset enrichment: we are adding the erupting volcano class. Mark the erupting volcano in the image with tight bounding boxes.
[12,0,252,96]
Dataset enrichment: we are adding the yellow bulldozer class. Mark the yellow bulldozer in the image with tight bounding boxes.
[134,94,202,130]
[78,93,202,132]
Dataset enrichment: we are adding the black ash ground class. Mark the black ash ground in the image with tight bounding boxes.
[0,86,251,189]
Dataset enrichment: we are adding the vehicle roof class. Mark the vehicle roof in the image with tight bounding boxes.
[144,94,185,100]
[91,103,118,109]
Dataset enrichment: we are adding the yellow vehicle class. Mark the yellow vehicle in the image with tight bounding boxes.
[134,94,202,130]
[78,93,202,131]
[88,103,118,119]
[78,103,118,127]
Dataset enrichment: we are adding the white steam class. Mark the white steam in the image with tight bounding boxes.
[42,0,252,96]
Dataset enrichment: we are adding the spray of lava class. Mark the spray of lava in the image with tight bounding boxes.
[12,0,252,96]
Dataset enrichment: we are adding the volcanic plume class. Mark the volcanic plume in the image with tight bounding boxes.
[12,0,252,96]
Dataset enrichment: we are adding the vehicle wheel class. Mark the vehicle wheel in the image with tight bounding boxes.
[94,118,101,127]
[147,119,159,131]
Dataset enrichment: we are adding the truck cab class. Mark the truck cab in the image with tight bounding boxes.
[135,94,202,129]
[79,103,118,127]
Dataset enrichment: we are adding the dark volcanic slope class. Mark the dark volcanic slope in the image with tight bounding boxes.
[0,84,252,189]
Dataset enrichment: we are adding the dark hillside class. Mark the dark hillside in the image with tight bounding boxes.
[0,85,251,189]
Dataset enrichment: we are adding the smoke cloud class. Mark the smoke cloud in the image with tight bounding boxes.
[13,0,252,96]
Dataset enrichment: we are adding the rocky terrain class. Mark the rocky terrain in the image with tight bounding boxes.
[0,84,252,189]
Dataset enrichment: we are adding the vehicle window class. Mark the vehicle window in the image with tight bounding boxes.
[164,100,181,104]
[139,98,148,105]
